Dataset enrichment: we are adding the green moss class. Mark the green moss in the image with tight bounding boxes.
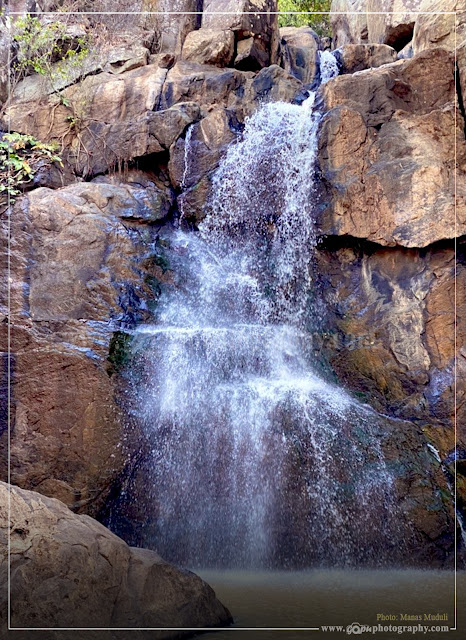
[107,331,133,377]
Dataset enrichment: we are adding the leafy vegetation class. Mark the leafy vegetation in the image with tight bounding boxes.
[11,15,90,93]
[278,0,332,36]
[0,132,63,204]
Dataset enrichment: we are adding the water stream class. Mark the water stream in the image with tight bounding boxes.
[122,53,414,569]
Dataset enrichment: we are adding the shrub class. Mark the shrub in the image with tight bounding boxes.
[0,132,63,205]
[278,0,332,36]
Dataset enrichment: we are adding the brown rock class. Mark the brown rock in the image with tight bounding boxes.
[334,43,397,73]
[235,36,271,71]
[319,48,466,248]
[5,64,203,177]
[322,49,455,127]
[0,179,173,513]
[318,104,463,247]
[182,28,235,67]
[412,1,466,101]
[160,60,251,111]
[160,61,302,119]
[412,0,466,55]
[366,0,417,51]
[154,0,202,55]
[169,107,238,222]
[330,0,368,48]
[279,26,320,85]
[202,0,280,67]
[0,482,231,634]
[316,239,464,441]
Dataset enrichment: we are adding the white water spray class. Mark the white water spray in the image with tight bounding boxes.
[130,61,403,568]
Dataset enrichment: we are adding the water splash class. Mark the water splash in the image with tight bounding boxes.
[319,50,340,84]
[129,69,404,568]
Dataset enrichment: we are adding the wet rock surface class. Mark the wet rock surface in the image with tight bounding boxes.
[1,179,174,514]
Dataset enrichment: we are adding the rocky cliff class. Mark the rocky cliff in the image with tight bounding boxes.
[0,0,465,616]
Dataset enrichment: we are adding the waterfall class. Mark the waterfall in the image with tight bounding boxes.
[127,59,404,569]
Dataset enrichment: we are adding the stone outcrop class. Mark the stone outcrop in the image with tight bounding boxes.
[279,26,321,85]
[181,28,235,66]
[330,0,369,48]
[1,177,174,514]
[0,482,231,635]
[319,48,464,247]
[333,43,397,74]
[4,54,301,178]
[366,0,417,51]
[314,27,466,510]
[316,240,463,438]
[412,0,466,55]
[330,0,417,51]
[412,0,466,103]
[202,0,280,69]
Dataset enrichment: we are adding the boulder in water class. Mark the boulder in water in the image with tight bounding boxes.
[279,26,321,85]
[0,482,232,634]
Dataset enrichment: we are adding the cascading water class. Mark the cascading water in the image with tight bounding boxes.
[126,57,405,569]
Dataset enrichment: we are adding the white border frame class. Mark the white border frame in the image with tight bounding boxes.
[5,7,459,634]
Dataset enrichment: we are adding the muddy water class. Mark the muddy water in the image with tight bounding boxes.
[197,570,465,639]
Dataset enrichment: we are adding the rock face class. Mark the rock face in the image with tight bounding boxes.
[333,43,398,74]
[315,20,466,512]
[279,26,321,85]
[0,482,231,635]
[316,240,463,437]
[1,178,174,514]
[330,0,369,48]
[366,0,417,50]
[202,0,280,69]
[412,0,466,55]
[319,48,464,247]
[412,0,466,103]
[181,28,235,66]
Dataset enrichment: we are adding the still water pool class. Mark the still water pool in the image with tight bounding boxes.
[196,570,465,640]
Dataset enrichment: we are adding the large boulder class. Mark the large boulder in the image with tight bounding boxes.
[202,0,280,69]
[333,43,397,74]
[1,178,174,514]
[154,0,203,55]
[181,28,235,66]
[159,61,302,118]
[0,482,231,634]
[412,1,466,103]
[330,0,368,48]
[4,62,203,177]
[413,0,466,54]
[366,0,417,51]
[279,26,321,85]
[319,48,465,247]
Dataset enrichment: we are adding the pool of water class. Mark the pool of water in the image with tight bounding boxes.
[196,570,465,639]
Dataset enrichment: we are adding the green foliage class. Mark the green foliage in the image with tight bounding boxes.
[11,15,90,91]
[0,132,63,204]
[278,0,332,36]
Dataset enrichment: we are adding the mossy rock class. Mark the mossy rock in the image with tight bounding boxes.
[107,331,133,377]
